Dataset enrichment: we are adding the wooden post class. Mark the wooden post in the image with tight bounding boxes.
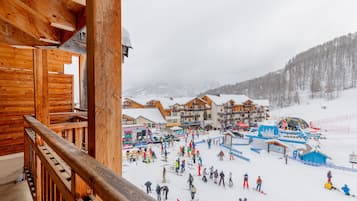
[79,54,87,109]
[33,48,50,125]
[33,48,49,201]
[86,0,122,175]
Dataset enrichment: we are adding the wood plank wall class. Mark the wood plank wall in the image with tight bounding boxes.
[0,45,74,156]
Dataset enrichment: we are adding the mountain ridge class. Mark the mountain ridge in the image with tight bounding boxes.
[201,32,357,108]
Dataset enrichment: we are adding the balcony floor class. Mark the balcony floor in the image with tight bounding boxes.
[0,182,32,201]
[0,153,32,201]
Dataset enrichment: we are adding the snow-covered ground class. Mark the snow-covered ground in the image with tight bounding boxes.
[123,132,357,201]
[272,88,357,166]
[123,89,357,201]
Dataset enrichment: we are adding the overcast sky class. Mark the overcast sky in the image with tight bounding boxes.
[122,0,357,90]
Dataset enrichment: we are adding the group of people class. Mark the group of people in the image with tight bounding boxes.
[126,147,157,164]
[324,170,353,196]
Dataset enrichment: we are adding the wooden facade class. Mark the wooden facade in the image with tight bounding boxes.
[0,0,154,201]
[0,45,74,156]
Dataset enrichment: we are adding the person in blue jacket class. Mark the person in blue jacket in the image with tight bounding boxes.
[341,184,350,196]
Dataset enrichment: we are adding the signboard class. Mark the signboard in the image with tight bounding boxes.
[258,125,279,138]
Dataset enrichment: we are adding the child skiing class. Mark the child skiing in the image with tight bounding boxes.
[202,168,208,183]
[327,170,332,183]
[229,172,233,187]
[342,184,351,196]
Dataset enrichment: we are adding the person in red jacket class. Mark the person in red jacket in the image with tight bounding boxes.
[243,173,249,189]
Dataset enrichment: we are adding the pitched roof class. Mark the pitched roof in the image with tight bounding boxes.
[206,94,269,106]
[301,150,331,159]
[205,94,249,105]
[122,108,166,124]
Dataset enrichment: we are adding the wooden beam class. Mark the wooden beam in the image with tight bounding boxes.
[87,0,122,175]
[19,0,76,31]
[0,20,49,46]
[0,0,60,44]
[71,0,85,6]
[50,121,88,130]
[33,49,50,125]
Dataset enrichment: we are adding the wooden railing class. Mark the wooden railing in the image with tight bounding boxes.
[24,114,155,201]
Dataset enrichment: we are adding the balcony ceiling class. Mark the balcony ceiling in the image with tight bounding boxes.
[0,0,86,48]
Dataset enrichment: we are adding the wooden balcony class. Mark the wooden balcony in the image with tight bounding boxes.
[23,113,154,201]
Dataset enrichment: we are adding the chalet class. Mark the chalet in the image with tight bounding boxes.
[122,108,167,128]
[169,97,212,128]
[0,1,153,201]
[123,98,146,109]
[202,94,269,129]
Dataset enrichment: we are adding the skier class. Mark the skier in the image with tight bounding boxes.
[256,176,262,192]
[243,173,249,189]
[193,153,196,164]
[214,169,219,184]
[198,156,202,166]
[161,185,169,200]
[163,167,166,183]
[228,172,233,187]
[202,168,208,183]
[143,151,147,162]
[182,146,185,157]
[219,171,225,187]
[175,159,180,174]
[191,185,197,200]
[152,151,157,161]
[156,184,162,201]
[164,149,168,161]
[181,160,185,173]
[187,146,191,157]
[188,173,194,189]
[342,184,351,196]
[324,182,337,190]
[144,181,152,194]
[327,170,332,183]
[208,138,212,149]
[209,166,214,179]
[218,150,224,161]
[229,150,234,160]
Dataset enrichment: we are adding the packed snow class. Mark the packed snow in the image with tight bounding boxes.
[123,89,357,201]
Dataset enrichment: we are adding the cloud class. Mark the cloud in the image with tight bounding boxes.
[122,0,357,90]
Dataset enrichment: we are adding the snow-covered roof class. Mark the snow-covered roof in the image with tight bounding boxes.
[122,27,132,48]
[265,139,289,147]
[123,96,195,109]
[122,108,166,124]
[206,94,249,105]
[205,94,269,106]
